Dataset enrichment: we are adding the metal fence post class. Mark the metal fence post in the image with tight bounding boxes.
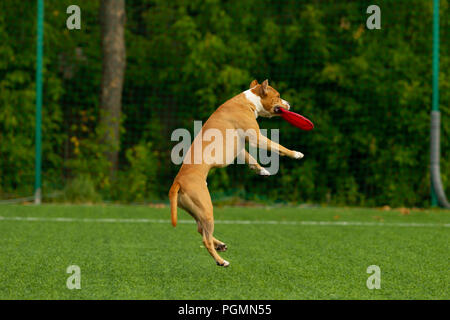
[34,0,44,205]
[430,0,450,208]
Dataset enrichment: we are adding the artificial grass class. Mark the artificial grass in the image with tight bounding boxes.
[0,204,448,299]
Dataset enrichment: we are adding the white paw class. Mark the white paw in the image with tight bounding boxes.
[259,168,271,176]
[293,151,304,159]
[217,260,230,267]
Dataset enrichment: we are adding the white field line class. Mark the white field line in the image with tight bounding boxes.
[0,216,448,228]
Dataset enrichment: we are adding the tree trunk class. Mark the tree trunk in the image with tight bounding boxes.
[99,0,126,180]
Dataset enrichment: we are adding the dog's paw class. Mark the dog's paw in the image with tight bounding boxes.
[215,243,228,252]
[293,151,304,159]
[258,168,271,176]
[217,260,230,267]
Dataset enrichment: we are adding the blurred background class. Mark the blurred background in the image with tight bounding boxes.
[0,0,448,207]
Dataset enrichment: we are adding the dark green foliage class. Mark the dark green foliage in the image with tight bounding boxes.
[0,0,448,206]
[63,175,101,203]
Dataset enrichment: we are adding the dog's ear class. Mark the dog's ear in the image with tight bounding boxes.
[259,79,269,96]
[249,79,259,88]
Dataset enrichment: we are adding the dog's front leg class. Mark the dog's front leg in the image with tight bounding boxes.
[237,149,271,175]
[251,133,304,160]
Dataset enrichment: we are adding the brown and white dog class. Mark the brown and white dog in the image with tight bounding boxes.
[168,79,304,267]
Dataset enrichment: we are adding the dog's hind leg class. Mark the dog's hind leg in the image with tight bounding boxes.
[199,216,229,266]
[178,180,229,266]
[197,222,227,252]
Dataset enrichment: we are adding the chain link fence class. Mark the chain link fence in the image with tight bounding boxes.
[0,0,448,206]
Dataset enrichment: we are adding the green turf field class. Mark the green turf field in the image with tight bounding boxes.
[0,204,448,300]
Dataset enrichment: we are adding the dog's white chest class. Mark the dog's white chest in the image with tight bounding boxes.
[243,89,271,118]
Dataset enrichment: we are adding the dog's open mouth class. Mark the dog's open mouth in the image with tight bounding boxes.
[273,106,284,114]
[273,105,290,114]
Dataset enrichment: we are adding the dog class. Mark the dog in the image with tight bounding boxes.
[168,79,304,267]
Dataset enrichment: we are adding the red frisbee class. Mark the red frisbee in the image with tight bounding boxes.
[275,107,314,131]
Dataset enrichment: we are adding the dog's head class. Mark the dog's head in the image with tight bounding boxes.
[248,79,290,118]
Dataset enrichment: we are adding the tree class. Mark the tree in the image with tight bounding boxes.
[99,0,126,180]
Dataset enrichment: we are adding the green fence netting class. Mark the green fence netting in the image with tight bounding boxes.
[0,0,448,206]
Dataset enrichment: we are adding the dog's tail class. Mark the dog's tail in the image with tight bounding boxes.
[169,182,180,227]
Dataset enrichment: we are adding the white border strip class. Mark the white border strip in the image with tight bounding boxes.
[0,216,448,228]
